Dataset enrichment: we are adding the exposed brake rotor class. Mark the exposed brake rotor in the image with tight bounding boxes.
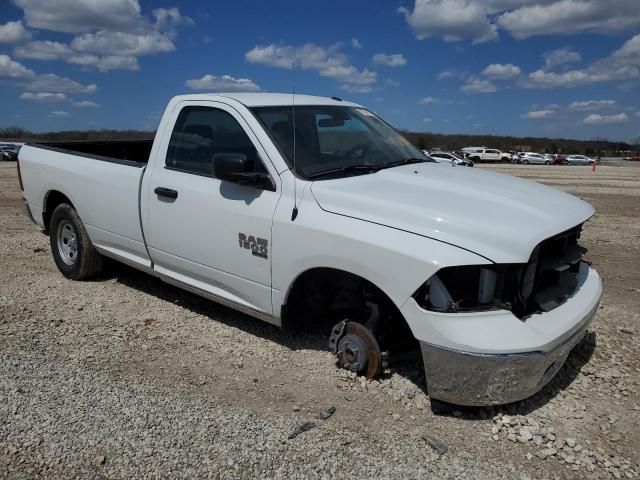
[329,320,382,379]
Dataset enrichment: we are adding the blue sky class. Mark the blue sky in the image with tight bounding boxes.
[1,0,639,141]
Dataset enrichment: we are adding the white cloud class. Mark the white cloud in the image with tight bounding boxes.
[497,0,640,39]
[437,69,456,80]
[399,1,640,43]
[524,35,640,88]
[20,92,67,102]
[461,77,497,93]
[152,7,193,38]
[12,1,191,72]
[339,84,373,94]
[245,43,376,88]
[636,111,640,118]
[0,54,35,80]
[543,47,581,70]
[14,40,141,71]
[49,110,70,117]
[73,100,100,107]
[423,117,433,122]
[351,38,362,49]
[583,113,629,125]
[385,79,400,87]
[71,54,139,71]
[0,20,32,44]
[15,0,143,34]
[23,73,97,94]
[419,96,438,104]
[372,53,407,67]
[482,63,521,80]
[14,40,73,60]
[525,109,554,119]
[399,0,498,43]
[70,30,174,56]
[185,74,260,92]
[568,100,617,111]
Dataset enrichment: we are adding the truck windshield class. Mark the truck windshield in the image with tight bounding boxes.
[251,106,430,180]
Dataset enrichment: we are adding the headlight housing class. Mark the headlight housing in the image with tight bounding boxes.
[413,224,587,319]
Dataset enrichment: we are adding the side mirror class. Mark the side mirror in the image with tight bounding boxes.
[212,153,275,191]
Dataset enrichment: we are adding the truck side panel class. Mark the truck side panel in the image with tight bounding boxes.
[20,145,151,269]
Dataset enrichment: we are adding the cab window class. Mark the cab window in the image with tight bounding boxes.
[166,106,267,176]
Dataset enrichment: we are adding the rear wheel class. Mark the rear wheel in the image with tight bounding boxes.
[49,203,104,280]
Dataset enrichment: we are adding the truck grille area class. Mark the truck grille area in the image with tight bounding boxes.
[512,224,586,318]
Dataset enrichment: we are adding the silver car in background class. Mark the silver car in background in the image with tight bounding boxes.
[520,152,552,165]
[423,150,474,167]
[566,155,595,166]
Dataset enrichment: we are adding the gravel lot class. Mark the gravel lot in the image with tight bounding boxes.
[1,161,639,479]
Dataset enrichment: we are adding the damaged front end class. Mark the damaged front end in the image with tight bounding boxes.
[414,225,587,320]
[407,224,602,406]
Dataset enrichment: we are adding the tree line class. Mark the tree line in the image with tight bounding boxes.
[401,131,638,156]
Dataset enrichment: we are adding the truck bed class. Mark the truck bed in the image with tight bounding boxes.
[35,139,153,166]
[19,140,152,270]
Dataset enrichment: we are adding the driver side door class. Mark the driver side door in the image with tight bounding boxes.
[144,101,281,317]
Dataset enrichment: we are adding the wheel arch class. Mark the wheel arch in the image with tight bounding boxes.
[42,190,75,232]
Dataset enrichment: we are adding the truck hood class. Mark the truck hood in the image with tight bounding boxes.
[310,163,594,263]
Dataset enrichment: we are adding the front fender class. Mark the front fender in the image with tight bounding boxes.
[271,197,490,318]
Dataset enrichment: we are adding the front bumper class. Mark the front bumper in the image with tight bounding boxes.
[401,264,602,406]
[420,305,595,405]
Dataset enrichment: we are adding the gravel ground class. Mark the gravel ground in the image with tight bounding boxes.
[1,162,639,479]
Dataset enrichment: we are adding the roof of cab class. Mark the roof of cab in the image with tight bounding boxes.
[171,92,363,108]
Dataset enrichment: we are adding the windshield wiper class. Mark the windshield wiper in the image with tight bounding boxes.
[307,164,382,179]
[379,157,431,170]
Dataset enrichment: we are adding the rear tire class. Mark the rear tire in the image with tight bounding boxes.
[49,203,104,280]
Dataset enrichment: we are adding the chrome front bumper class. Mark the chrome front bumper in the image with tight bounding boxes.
[420,301,598,406]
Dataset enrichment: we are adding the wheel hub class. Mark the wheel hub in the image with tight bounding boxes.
[329,320,382,379]
[56,220,78,265]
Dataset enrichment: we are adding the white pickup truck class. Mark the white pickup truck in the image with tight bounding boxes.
[464,148,512,163]
[18,93,602,407]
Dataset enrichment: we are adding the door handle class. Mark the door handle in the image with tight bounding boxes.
[154,187,178,199]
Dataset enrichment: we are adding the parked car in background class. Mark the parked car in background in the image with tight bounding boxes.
[624,155,640,161]
[0,145,19,161]
[519,152,552,165]
[461,146,486,156]
[552,154,567,165]
[423,150,474,167]
[566,155,595,166]
[465,148,511,163]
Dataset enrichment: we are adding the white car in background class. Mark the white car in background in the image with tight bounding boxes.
[520,152,552,165]
[423,150,474,167]
[566,155,595,166]
[465,148,511,163]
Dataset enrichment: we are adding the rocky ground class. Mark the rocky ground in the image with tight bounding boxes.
[1,162,639,479]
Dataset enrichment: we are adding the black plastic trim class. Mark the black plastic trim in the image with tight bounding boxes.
[25,143,147,168]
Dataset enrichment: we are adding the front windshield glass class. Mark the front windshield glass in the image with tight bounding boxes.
[251,106,430,179]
